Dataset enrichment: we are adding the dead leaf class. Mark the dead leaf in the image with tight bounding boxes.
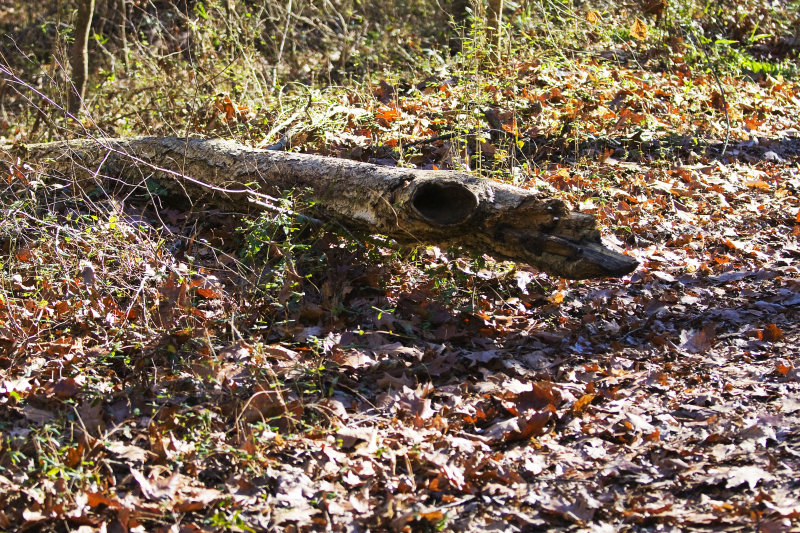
[721,466,774,490]
[214,94,236,121]
[239,386,303,424]
[105,442,156,463]
[586,10,602,24]
[762,323,784,342]
[486,411,550,443]
[572,393,595,414]
[131,468,183,501]
[376,105,400,124]
[261,344,299,360]
[679,324,715,353]
[630,18,649,40]
[21,405,55,425]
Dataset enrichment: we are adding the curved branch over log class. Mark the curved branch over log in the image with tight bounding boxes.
[16,136,638,279]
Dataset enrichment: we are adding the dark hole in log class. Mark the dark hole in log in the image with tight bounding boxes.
[411,182,477,226]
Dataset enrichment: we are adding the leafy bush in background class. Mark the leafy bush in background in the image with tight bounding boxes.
[0,0,797,144]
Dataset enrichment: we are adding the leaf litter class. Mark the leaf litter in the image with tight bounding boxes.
[1,6,800,533]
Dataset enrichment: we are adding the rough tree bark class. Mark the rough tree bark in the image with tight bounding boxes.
[17,136,638,279]
[68,0,96,115]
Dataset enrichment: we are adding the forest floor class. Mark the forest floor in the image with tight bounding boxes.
[1,1,800,531]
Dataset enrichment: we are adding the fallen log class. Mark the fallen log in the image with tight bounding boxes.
[14,136,637,279]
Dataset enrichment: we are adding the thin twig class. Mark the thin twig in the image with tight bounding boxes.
[248,197,324,226]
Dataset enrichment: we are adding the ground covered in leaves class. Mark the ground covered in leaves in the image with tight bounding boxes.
[1,1,800,531]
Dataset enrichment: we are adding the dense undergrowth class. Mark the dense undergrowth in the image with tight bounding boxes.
[1,0,799,531]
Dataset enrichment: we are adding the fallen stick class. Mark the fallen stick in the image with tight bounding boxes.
[14,136,638,279]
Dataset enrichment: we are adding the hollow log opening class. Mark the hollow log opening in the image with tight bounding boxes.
[411,181,478,226]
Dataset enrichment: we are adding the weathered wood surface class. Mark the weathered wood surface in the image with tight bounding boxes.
[16,136,638,279]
